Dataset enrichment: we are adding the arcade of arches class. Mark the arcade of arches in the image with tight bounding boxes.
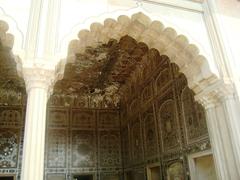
[0,12,240,180]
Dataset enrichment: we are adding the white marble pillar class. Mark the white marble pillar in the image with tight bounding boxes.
[196,84,240,180]
[221,94,240,172]
[20,63,59,180]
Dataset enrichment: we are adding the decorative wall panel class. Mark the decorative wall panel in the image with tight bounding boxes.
[46,174,65,180]
[99,131,121,167]
[47,129,67,168]
[44,108,121,179]
[48,109,68,128]
[0,106,23,178]
[0,109,22,127]
[99,172,121,180]
[159,100,179,151]
[129,99,139,116]
[119,36,210,179]
[72,110,95,129]
[71,130,96,168]
[131,119,143,163]
[155,68,171,94]
[143,108,158,159]
[141,83,153,104]
[0,129,19,168]
[181,87,208,143]
[98,111,119,130]
[122,128,130,166]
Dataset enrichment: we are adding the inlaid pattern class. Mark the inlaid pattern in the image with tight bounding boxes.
[0,129,19,168]
[47,129,67,168]
[72,130,96,167]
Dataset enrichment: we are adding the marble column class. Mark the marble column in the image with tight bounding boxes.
[196,83,240,180]
[20,63,59,180]
[221,94,240,172]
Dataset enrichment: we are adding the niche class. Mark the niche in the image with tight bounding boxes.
[194,155,217,180]
[188,151,217,180]
[147,164,161,180]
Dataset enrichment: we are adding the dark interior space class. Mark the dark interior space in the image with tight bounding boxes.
[0,177,14,180]
[73,175,93,180]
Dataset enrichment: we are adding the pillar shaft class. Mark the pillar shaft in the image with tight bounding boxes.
[221,96,240,172]
[196,83,240,180]
[21,87,48,180]
[205,104,240,180]
[19,62,61,180]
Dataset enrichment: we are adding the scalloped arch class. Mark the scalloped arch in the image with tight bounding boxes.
[0,19,14,49]
[66,12,218,93]
[0,8,24,55]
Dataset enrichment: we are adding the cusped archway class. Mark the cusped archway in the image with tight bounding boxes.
[49,32,214,180]
[63,12,219,95]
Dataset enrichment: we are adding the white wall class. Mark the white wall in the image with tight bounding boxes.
[0,0,239,87]
[210,0,240,95]
[0,0,217,73]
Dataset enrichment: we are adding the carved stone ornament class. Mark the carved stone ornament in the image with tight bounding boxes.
[18,60,64,96]
[195,81,236,109]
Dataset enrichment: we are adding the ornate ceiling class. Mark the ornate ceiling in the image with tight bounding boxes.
[51,35,171,109]
[0,35,169,108]
[52,35,153,108]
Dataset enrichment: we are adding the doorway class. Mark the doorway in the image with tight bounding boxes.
[147,164,161,180]
[125,171,133,180]
[73,174,93,180]
[188,151,217,180]
[0,175,15,180]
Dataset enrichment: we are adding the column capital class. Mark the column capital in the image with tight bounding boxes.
[195,80,236,109]
[17,59,65,96]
